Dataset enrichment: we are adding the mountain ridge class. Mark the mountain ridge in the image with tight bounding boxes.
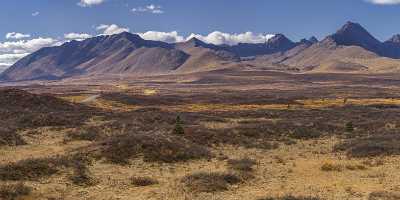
[3,21,400,81]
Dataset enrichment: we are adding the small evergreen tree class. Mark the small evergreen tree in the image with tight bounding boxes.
[173,115,184,135]
[345,121,354,132]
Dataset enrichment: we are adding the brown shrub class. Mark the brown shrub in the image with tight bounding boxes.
[227,158,257,172]
[369,191,400,200]
[0,130,26,146]
[130,176,159,187]
[334,134,400,157]
[65,126,104,142]
[289,127,323,140]
[0,153,92,181]
[69,167,97,187]
[17,113,71,127]
[345,164,367,171]
[0,157,62,181]
[182,172,241,193]
[99,133,211,164]
[185,127,279,150]
[0,183,32,200]
[258,195,321,200]
[320,163,342,172]
[0,89,98,147]
[362,159,385,167]
[69,155,97,187]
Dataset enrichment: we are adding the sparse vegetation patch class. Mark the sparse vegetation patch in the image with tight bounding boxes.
[369,191,400,200]
[0,153,93,182]
[257,195,321,200]
[321,163,343,172]
[227,158,257,172]
[130,176,159,187]
[0,183,32,200]
[99,133,211,164]
[334,134,400,157]
[182,172,242,193]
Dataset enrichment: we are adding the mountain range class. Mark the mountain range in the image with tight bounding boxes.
[2,21,400,81]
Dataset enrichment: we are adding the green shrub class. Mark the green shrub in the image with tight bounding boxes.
[172,115,185,135]
[345,121,354,132]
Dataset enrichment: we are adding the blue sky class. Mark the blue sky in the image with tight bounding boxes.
[0,0,400,70]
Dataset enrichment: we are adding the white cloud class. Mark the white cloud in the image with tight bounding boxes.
[366,0,400,4]
[0,29,276,71]
[78,0,105,7]
[186,31,276,45]
[0,38,58,54]
[96,24,130,35]
[95,27,275,45]
[32,11,40,16]
[6,32,31,40]
[132,4,164,14]
[138,31,185,43]
[0,37,59,70]
[0,53,29,66]
[136,30,276,45]
[64,33,92,41]
[0,63,11,72]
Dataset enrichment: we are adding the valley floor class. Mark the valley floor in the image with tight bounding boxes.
[2,69,400,200]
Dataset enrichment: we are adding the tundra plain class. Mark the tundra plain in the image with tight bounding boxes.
[2,69,400,200]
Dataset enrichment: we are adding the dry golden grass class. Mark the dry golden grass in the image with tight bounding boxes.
[3,133,400,200]
[298,98,400,109]
[62,95,140,111]
[114,84,130,90]
[62,93,400,114]
[91,99,140,111]
[169,103,289,112]
[143,89,158,96]
[162,98,400,113]
[202,121,239,130]
[6,89,400,199]
[60,94,91,103]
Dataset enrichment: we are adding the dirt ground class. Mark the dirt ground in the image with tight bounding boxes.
[2,69,400,200]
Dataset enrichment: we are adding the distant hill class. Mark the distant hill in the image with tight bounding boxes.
[328,22,382,54]
[174,38,240,73]
[383,34,400,59]
[228,34,297,57]
[1,31,300,81]
[268,22,400,73]
[0,32,189,81]
[3,21,400,81]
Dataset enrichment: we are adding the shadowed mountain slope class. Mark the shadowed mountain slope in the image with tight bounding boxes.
[0,32,300,81]
[228,34,297,57]
[174,38,240,72]
[271,22,400,73]
[0,32,189,81]
[328,22,382,54]
[3,21,400,81]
